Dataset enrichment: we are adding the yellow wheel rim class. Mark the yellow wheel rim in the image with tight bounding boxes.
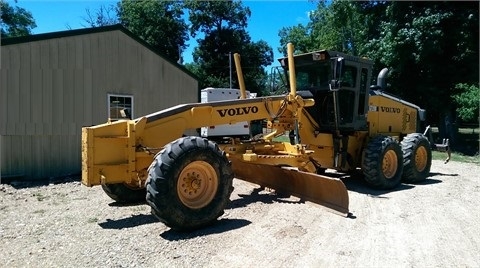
[177,161,218,209]
[415,146,428,172]
[382,150,398,179]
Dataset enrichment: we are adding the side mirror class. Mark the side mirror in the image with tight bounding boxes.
[330,57,344,91]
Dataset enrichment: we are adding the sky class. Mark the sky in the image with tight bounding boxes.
[6,0,316,68]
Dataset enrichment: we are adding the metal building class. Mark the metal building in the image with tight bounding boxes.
[0,24,199,181]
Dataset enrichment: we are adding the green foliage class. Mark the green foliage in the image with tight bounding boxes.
[278,24,313,55]
[311,1,363,55]
[369,2,479,124]
[452,83,480,122]
[117,0,188,62]
[0,0,36,37]
[187,0,250,37]
[279,1,385,56]
[185,0,273,95]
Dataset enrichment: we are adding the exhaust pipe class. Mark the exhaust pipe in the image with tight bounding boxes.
[377,68,389,90]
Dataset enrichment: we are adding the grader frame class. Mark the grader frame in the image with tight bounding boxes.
[82,43,436,230]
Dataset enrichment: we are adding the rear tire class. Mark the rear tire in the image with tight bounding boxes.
[363,135,403,189]
[101,183,146,203]
[146,136,234,231]
[401,133,432,183]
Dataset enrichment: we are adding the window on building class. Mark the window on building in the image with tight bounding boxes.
[108,94,133,120]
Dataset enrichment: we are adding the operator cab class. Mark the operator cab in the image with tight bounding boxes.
[278,50,373,132]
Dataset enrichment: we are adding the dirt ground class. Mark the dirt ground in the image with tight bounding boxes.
[1,159,479,267]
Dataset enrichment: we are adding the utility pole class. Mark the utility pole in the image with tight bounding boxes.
[229,52,232,89]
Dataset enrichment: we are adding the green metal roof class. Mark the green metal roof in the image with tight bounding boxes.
[1,24,198,80]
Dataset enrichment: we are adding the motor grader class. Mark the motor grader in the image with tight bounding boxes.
[82,43,437,230]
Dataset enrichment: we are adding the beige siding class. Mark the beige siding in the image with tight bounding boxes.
[1,135,81,179]
[1,28,198,180]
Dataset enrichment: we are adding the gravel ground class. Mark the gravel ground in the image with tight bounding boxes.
[1,159,479,267]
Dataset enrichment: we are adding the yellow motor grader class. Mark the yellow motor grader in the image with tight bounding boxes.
[82,44,438,230]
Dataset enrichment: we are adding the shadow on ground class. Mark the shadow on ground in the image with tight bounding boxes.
[2,174,80,189]
[108,201,147,207]
[160,218,252,240]
[98,214,158,229]
[324,170,443,196]
[429,172,458,177]
[228,187,304,210]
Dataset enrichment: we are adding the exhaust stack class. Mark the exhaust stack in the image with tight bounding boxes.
[377,68,389,90]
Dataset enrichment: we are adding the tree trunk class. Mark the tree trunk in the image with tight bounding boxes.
[437,110,457,149]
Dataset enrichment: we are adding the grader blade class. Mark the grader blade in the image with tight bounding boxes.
[231,161,349,216]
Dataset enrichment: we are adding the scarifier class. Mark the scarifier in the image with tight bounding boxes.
[82,43,448,230]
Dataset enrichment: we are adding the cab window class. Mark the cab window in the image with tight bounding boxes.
[341,65,357,88]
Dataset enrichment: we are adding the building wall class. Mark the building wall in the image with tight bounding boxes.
[1,29,198,180]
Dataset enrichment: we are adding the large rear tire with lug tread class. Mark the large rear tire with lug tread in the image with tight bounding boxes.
[401,133,432,183]
[363,135,403,189]
[146,136,234,231]
[101,183,146,203]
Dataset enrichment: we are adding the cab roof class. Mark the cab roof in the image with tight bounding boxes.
[278,49,373,67]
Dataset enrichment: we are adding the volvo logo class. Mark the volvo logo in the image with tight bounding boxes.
[380,106,401,113]
[217,106,259,117]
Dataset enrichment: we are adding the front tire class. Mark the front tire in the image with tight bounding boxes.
[146,136,234,231]
[363,135,403,189]
[401,133,432,183]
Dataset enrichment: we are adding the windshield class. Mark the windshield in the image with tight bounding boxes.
[295,62,331,91]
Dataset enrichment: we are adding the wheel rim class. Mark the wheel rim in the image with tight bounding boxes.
[415,146,428,172]
[177,161,218,209]
[382,150,398,179]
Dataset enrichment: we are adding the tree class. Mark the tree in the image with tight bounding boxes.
[278,1,386,56]
[117,0,188,62]
[82,4,118,27]
[278,24,313,55]
[452,83,480,123]
[187,0,250,38]
[1,0,36,37]
[369,1,479,139]
[185,0,273,95]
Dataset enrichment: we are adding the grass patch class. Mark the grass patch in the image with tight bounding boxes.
[87,217,99,223]
[459,128,479,134]
[33,209,46,214]
[33,192,48,201]
[432,151,479,164]
[273,135,289,142]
